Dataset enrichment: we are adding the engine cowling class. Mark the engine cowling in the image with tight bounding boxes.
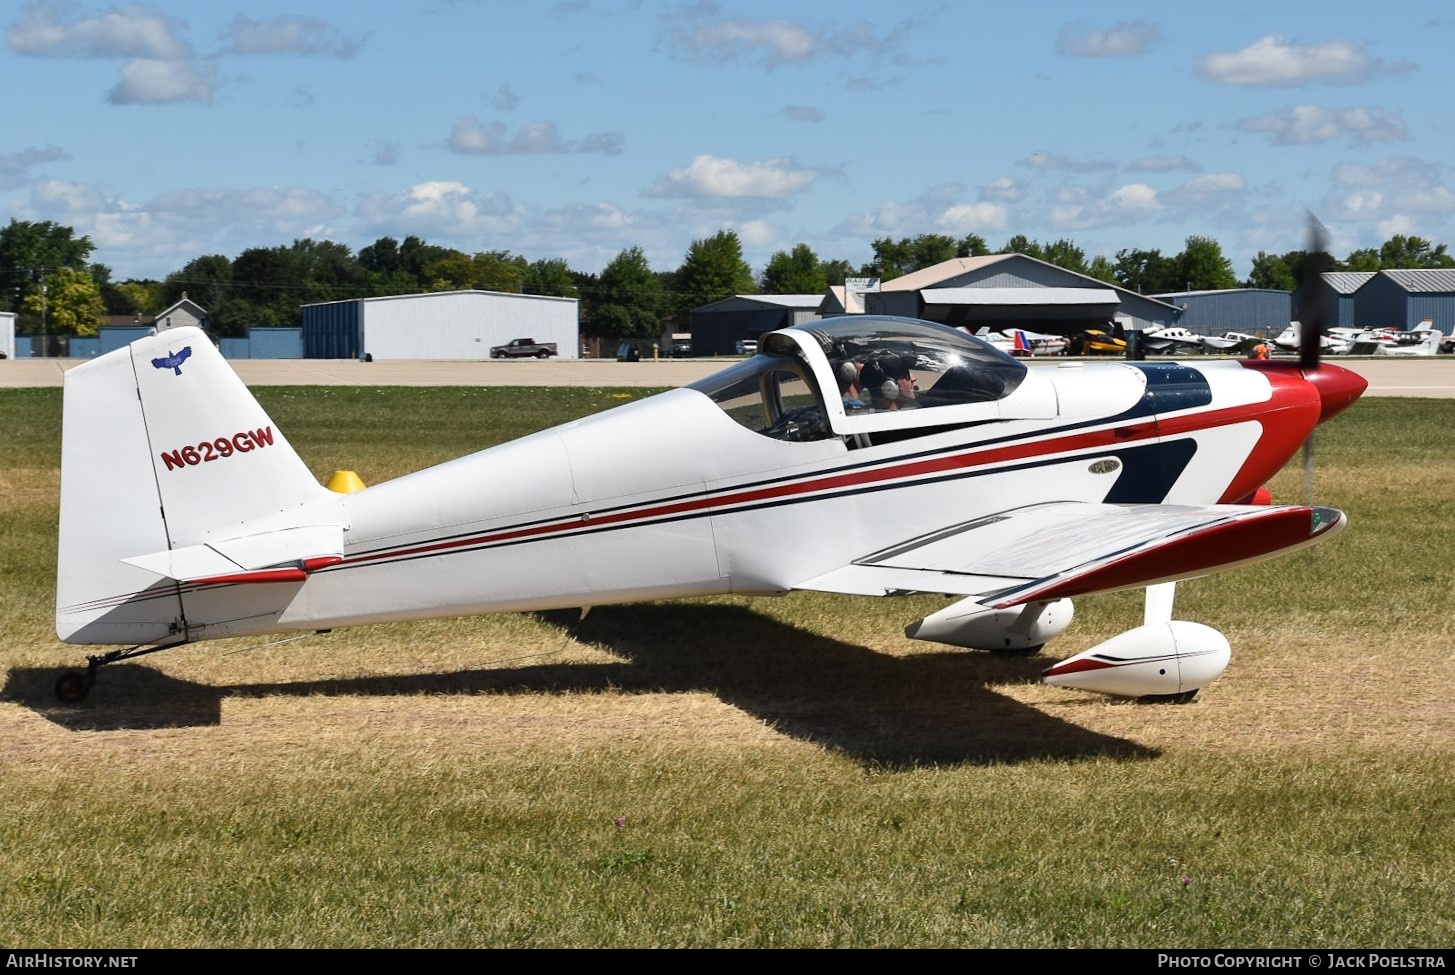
[1041,621,1230,701]
[904,597,1074,651]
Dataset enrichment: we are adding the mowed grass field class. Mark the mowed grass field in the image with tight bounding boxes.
[2,384,1454,948]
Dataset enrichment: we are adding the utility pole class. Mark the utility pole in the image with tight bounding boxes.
[39,268,47,358]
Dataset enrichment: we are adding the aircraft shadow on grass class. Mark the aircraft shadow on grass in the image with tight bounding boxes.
[7,603,1157,769]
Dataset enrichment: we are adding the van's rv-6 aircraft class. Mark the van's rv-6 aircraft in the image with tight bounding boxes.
[54,316,1365,705]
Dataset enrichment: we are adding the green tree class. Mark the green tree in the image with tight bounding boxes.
[674,230,754,318]
[761,243,828,294]
[161,255,233,315]
[522,258,579,298]
[1175,236,1238,291]
[1112,248,1178,293]
[1378,235,1455,269]
[21,266,105,337]
[1087,254,1118,284]
[1341,247,1381,272]
[1247,251,1296,290]
[864,234,960,279]
[589,246,664,340]
[0,219,95,327]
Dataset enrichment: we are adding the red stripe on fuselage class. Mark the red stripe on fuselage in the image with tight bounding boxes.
[335,376,1313,572]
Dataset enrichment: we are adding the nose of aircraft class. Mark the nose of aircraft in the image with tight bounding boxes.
[1305,363,1368,423]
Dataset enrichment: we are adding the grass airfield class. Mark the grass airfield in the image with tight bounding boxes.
[2,382,1454,948]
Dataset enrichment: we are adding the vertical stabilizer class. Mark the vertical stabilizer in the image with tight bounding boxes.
[56,327,331,644]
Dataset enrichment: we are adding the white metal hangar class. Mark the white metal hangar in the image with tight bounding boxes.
[301,290,580,360]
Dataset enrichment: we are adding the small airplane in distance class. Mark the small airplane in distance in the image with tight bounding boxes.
[52,315,1366,708]
[1006,328,1070,357]
[1273,322,1349,356]
[1069,328,1127,355]
[1142,327,1215,354]
[1347,325,1444,356]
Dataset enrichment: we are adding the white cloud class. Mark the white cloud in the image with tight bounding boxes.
[980,176,1025,203]
[1236,105,1406,145]
[938,202,1008,234]
[357,181,523,237]
[447,116,623,156]
[1196,35,1401,87]
[219,14,365,58]
[657,6,915,69]
[1049,183,1162,231]
[6,1,192,59]
[106,58,215,104]
[644,155,823,199]
[0,144,67,190]
[1056,21,1159,58]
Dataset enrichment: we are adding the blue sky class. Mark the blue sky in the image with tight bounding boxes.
[2,1,1451,283]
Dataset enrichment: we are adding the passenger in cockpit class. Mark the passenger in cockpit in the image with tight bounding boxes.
[835,358,869,413]
[857,351,918,411]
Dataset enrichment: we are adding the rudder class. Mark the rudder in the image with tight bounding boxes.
[56,327,332,644]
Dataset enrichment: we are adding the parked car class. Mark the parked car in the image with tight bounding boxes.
[490,337,557,359]
[735,339,758,355]
[616,343,641,362]
[665,345,695,358]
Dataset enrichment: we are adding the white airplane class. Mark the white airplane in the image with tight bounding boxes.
[1273,322,1349,356]
[1347,325,1443,356]
[1004,328,1069,357]
[1141,327,1225,354]
[52,316,1367,705]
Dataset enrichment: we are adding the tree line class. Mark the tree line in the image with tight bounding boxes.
[2,217,1452,341]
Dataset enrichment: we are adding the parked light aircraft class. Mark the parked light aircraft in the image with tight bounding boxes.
[1007,328,1070,356]
[1347,326,1443,356]
[53,316,1366,705]
[1273,322,1348,356]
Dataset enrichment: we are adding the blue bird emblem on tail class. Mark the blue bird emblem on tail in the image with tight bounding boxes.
[151,346,192,375]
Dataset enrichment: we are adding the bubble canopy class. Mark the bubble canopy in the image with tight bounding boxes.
[687,315,1029,442]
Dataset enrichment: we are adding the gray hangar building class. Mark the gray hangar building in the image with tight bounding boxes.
[302,290,580,360]
[862,254,1180,333]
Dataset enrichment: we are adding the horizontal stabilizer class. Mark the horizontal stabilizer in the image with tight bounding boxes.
[123,524,346,584]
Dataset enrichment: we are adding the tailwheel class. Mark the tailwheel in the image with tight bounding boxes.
[55,671,91,704]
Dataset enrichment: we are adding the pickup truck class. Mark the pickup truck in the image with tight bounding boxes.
[489,338,557,359]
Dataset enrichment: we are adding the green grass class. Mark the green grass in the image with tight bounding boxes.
[2,388,1455,947]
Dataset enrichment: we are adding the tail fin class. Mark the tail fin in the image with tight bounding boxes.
[1012,330,1032,354]
[56,327,334,644]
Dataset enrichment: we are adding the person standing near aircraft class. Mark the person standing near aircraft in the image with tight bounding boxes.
[1251,339,1270,360]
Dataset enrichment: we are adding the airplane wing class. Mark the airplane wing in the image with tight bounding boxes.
[795,501,1345,608]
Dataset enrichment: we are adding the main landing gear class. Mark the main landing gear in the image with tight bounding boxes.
[53,640,186,703]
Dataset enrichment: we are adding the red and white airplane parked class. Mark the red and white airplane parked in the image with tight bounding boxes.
[54,316,1366,705]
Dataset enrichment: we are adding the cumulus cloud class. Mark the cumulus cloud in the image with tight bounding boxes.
[1019,152,1115,173]
[6,1,192,59]
[219,14,365,58]
[447,116,623,155]
[1236,105,1406,146]
[1161,172,1246,205]
[1055,21,1159,58]
[1326,157,1455,227]
[938,201,1008,235]
[980,176,1025,203]
[657,4,914,69]
[1049,183,1162,230]
[644,155,825,199]
[357,181,523,237]
[106,57,215,104]
[1196,35,1406,87]
[0,144,67,190]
